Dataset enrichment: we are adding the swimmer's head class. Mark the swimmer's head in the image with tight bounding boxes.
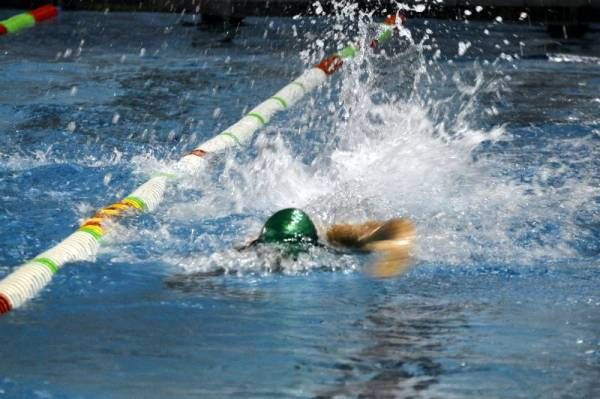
[257,208,318,254]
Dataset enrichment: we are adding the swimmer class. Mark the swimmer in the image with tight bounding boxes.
[244,208,415,278]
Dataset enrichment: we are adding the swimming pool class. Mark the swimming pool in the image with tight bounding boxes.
[0,9,599,398]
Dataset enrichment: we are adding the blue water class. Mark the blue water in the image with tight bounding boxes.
[1,9,599,398]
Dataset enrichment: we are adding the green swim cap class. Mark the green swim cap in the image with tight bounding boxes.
[258,208,318,249]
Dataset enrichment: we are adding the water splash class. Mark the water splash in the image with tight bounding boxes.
[104,16,599,274]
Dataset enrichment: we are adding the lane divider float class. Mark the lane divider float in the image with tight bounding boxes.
[0,14,405,314]
[0,4,59,36]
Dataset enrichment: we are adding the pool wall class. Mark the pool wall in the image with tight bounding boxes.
[1,1,600,25]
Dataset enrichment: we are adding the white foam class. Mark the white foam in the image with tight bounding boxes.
[116,19,599,273]
[547,53,600,65]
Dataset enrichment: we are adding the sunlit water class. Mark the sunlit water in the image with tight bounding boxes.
[0,9,599,399]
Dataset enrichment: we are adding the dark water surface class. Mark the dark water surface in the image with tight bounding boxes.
[0,10,599,399]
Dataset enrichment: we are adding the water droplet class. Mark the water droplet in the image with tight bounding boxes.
[313,1,323,15]
[458,41,471,56]
[103,173,112,186]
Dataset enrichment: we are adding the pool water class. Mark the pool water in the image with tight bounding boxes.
[0,9,599,399]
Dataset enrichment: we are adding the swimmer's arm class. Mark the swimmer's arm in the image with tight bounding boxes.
[325,218,416,278]
[325,221,385,250]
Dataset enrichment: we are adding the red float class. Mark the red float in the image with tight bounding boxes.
[29,4,59,23]
[0,293,12,314]
[317,55,344,75]
[384,13,407,26]
[190,149,208,158]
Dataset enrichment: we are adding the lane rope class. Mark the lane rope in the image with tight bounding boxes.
[0,14,405,314]
[0,4,59,36]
